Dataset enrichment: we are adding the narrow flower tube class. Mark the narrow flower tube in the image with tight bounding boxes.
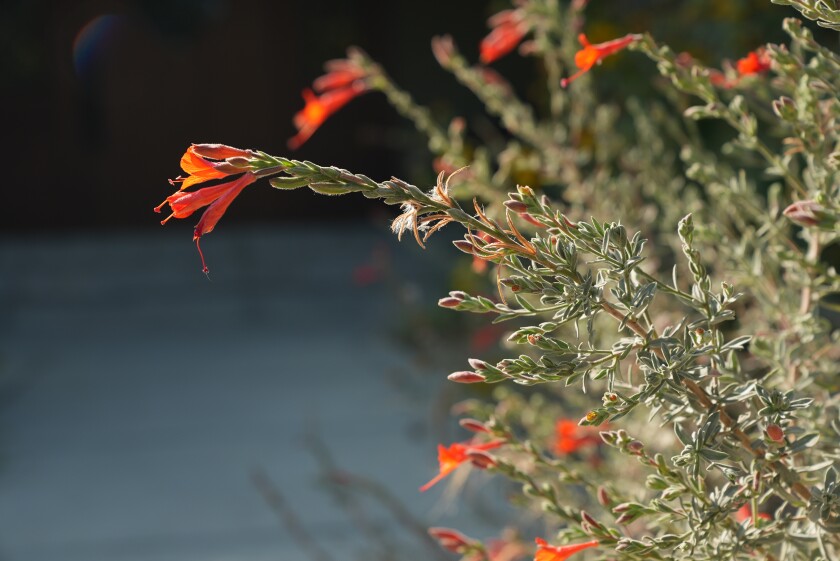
[534,538,599,561]
[561,33,640,87]
[158,145,259,273]
[156,171,257,274]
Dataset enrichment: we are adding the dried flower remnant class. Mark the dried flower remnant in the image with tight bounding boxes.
[480,9,529,64]
[156,145,258,273]
[420,439,504,491]
[534,538,599,561]
[561,33,640,87]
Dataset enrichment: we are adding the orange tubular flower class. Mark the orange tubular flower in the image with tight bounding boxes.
[420,439,504,492]
[534,538,599,561]
[289,57,370,150]
[561,33,640,87]
[156,144,257,274]
[554,419,601,455]
[736,48,771,76]
[480,9,529,64]
[171,144,251,190]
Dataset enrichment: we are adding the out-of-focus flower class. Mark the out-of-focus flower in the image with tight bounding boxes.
[735,504,772,524]
[429,527,478,554]
[480,9,529,64]
[784,200,828,227]
[561,33,640,87]
[157,144,258,273]
[737,48,771,76]
[420,439,504,491]
[289,56,370,149]
[289,84,368,149]
[534,538,599,561]
[554,419,601,455]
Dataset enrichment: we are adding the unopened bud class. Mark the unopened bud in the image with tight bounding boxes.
[448,371,486,384]
[453,239,476,254]
[585,411,598,423]
[431,35,455,67]
[466,450,497,469]
[766,424,785,442]
[438,297,462,308]
[612,502,633,513]
[468,358,488,370]
[581,510,603,530]
[597,486,611,506]
[428,527,474,553]
[504,200,528,213]
[527,334,541,345]
[627,440,645,454]
[783,200,825,227]
[191,143,252,160]
[459,418,491,433]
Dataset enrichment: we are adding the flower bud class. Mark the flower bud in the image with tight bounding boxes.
[766,424,785,442]
[466,450,497,469]
[191,143,253,160]
[431,35,455,67]
[504,200,528,213]
[428,527,474,553]
[438,297,462,308]
[448,371,486,384]
[597,486,611,506]
[468,358,488,371]
[581,510,603,530]
[453,239,476,254]
[783,200,827,227]
[627,440,645,454]
[459,418,491,433]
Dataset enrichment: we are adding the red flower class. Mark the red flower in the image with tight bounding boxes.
[420,439,504,491]
[156,144,257,273]
[289,57,370,149]
[480,10,529,64]
[554,419,601,455]
[736,48,771,76]
[534,538,599,561]
[561,33,639,87]
[735,504,772,524]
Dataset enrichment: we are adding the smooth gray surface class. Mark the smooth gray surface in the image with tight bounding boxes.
[0,226,480,561]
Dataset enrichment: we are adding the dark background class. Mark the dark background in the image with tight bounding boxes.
[1,0,796,236]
